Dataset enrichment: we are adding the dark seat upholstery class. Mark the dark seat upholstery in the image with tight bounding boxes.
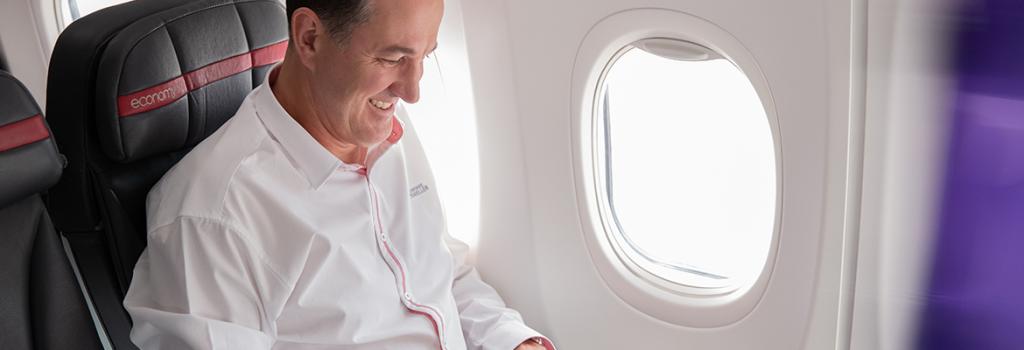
[45,0,287,348]
[0,70,102,350]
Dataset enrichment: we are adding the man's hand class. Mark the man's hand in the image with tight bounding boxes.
[514,340,547,350]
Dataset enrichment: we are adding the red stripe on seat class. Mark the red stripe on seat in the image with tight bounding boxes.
[117,77,188,117]
[118,40,289,118]
[252,40,288,67]
[184,52,253,91]
[0,115,49,152]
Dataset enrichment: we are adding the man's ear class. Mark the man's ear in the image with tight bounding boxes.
[290,7,322,71]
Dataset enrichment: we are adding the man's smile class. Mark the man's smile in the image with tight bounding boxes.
[369,98,395,111]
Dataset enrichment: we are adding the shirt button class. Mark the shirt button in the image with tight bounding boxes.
[380,233,387,241]
[403,292,412,301]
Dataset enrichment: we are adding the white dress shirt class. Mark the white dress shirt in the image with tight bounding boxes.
[124,70,554,350]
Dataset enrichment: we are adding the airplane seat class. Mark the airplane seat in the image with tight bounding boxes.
[44,0,287,348]
[0,70,103,349]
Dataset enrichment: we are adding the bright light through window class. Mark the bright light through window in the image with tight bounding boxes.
[60,0,132,27]
[404,53,482,248]
[599,41,776,288]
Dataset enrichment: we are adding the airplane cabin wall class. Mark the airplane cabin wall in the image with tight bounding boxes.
[852,0,957,349]
[0,0,62,107]
[0,0,956,348]
[457,0,868,348]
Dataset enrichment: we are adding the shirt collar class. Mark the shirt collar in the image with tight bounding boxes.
[252,66,405,189]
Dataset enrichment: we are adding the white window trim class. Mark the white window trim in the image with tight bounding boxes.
[570,8,782,328]
[597,41,771,291]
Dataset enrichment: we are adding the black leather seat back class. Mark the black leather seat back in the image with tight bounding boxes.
[45,1,287,348]
[48,0,287,292]
[0,70,102,350]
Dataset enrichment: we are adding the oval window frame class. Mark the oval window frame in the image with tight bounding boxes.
[570,8,783,327]
[598,38,777,291]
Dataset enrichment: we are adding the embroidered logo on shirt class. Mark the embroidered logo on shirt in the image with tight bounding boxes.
[409,183,430,199]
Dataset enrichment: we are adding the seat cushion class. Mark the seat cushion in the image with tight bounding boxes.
[0,71,99,349]
[0,71,62,208]
[94,0,288,162]
[0,196,102,350]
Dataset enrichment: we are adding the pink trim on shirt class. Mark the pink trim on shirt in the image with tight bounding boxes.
[367,178,448,350]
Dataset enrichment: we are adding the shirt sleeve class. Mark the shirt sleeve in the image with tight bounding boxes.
[124,216,288,350]
[445,235,556,350]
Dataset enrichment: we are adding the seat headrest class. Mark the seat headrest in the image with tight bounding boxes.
[91,0,287,162]
[0,71,63,207]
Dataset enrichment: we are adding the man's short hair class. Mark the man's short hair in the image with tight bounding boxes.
[286,0,373,45]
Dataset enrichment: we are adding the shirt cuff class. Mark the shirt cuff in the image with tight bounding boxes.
[488,321,556,350]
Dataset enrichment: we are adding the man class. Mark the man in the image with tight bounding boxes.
[123,0,552,349]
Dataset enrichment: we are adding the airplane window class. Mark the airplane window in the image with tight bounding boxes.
[58,0,131,27]
[597,40,776,289]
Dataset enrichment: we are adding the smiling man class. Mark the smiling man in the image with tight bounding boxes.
[122,1,553,349]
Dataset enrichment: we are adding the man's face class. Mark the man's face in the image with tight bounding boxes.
[307,0,443,147]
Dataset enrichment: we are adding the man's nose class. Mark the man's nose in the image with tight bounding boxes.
[395,61,423,104]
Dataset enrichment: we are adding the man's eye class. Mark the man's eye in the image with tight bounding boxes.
[380,57,403,65]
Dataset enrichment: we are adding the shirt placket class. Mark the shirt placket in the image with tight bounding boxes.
[363,173,450,350]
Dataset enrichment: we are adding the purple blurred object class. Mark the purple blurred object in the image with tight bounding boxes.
[919,1,1024,349]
